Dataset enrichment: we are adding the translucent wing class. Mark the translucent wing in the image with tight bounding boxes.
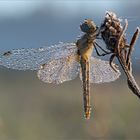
[0,42,77,70]
[89,57,121,83]
[37,54,80,84]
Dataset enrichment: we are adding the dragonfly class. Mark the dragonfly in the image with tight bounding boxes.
[98,11,140,99]
[0,19,121,119]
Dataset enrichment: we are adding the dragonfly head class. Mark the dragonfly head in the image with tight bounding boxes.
[80,19,97,34]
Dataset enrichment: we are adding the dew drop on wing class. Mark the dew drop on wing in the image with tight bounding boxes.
[37,54,80,84]
[0,42,77,70]
[80,57,121,83]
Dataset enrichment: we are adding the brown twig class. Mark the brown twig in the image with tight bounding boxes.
[116,19,140,99]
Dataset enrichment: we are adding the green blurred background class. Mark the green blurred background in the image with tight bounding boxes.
[0,1,140,140]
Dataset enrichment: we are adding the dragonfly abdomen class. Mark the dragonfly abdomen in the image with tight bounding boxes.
[80,57,91,119]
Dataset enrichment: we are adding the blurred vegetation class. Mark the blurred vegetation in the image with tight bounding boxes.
[0,67,140,140]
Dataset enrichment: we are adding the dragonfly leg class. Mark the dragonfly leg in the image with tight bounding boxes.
[94,45,105,56]
[94,43,111,56]
[94,42,111,54]
[109,54,119,72]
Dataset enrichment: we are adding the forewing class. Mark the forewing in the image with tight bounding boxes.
[0,42,77,70]
[37,54,80,84]
[80,57,121,84]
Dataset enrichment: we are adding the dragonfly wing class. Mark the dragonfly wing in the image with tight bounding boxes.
[89,57,121,83]
[37,54,80,84]
[0,42,77,70]
[80,57,121,83]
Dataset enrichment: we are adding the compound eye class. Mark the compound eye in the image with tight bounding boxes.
[80,19,96,33]
[80,22,90,33]
[84,19,88,23]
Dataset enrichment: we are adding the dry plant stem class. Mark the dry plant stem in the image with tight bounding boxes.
[126,27,140,65]
[118,55,140,98]
[117,19,140,98]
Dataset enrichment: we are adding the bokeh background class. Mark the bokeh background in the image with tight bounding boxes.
[0,1,140,140]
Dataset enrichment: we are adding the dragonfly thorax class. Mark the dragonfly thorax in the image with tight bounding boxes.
[76,36,94,61]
